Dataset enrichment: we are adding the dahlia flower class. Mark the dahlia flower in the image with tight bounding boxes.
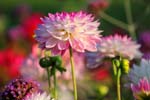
[98,34,142,60]
[131,77,150,100]
[0,48,25,81]
[129,59,150,84]
[25,92,53,100]
[1,78,39,100]
[35,11,101,55]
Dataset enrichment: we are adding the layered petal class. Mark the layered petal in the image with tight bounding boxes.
[34,11,101,55]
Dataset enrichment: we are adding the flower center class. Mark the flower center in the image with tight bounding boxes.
[52,29,70,41]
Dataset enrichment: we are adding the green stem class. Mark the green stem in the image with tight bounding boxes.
[69,47,77,100]
[46,68,51,95]
[53,68,57,100]
[124,0,136,40]
[100,11,129,31]
[117,68,121,100]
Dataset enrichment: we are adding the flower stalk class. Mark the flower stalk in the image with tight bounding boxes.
[112,58,122,100]
[46,67,51,94]
[69,47,78,100]
[53,67,57,100]
[100,11,129,32]
[124,0,136,40]
[117,68,121,100]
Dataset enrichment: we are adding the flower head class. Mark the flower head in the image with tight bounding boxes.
[1,78,39,100]
[131,77,150,100]
[98,34,142,60]
[25,92,52,100]
[35,11,101,55]
[22,13,42,42]
[129,59,150,84]
[0,48,25,81]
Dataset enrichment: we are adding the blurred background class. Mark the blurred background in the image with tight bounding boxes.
[0,0,150,100]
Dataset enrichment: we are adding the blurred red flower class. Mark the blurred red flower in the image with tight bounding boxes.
[0,48,25,82]
[22,13,42,43]
[90,61,111,81]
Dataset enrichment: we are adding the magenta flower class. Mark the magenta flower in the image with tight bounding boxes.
[98,34,142,60]
[35,11,101,55]
[131,77,150,100]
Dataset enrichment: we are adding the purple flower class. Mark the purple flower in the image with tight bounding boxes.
[1,78,39,100]
[139,31,150,50]
[35,11,101,55]
[142,52,150,60]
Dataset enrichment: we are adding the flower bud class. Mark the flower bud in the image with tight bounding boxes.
[50,56,62,67]
[39,56,51,68]
[121,59,130,74]
[113,59,120,67]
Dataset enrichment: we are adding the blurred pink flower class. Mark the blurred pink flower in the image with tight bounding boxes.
[98,34,142,60]
[0,48,25,81]
[9,25,25,41]
[20,44,46,81]
[131,77,150,100]
[35,11,101,55]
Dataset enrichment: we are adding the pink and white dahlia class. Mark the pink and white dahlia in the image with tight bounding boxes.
[35,11,101,55]
[131,77,150,100]
[98,34,142,60]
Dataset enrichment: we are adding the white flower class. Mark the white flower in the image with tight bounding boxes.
[25,92,52,100]
[98,34,142,60]
[129,59,150,84]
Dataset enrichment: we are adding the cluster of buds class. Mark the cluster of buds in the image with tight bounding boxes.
[1,78,39,100]
[112,57,130,75]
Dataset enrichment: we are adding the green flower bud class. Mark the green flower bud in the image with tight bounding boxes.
[39,56,52,68]
[113,59,120,67]
[50,56,62,67]
[121,59,130,74]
